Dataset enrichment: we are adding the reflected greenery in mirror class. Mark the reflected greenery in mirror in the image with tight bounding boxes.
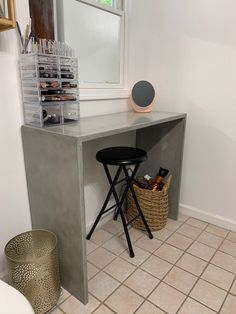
[96,0,112,6]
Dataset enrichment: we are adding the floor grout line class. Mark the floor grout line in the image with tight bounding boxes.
[59,217,236,314]
[89,249,233,312]
[87,218,190,313]
[177,219,233,313]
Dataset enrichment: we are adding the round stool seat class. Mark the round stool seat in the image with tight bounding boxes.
[96,146,147,165]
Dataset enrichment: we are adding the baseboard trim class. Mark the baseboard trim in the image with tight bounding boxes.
[179,203,236,232]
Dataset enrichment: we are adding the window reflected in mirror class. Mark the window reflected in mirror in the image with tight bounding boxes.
[56,0,124,87]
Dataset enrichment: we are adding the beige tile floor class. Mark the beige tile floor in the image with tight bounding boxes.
[50,215,236,314]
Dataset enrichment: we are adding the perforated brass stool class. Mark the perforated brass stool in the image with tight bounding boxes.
[86,146,153,257]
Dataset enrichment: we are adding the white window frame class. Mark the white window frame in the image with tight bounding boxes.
[54,0,129,100]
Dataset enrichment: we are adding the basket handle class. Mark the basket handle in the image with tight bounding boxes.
[163,175,172,192]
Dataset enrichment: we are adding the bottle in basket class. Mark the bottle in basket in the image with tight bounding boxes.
[149,167,169,191]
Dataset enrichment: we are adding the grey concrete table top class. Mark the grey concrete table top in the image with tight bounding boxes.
[23,111,186,141]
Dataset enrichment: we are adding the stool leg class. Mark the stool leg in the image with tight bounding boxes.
[123,167,154,239]
[111,191,135,258]
[113,164,140,221]
[113,208,119,221]
[113,184,125,221]
[86,166,122,240]
[119,208,135,258]
[104,165,135,258]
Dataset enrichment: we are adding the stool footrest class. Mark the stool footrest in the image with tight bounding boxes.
[126,213,140,226]
[103,204,117,214]
[116,178,126,185]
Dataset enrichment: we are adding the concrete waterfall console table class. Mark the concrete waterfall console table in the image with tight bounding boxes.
[21,111,186,304]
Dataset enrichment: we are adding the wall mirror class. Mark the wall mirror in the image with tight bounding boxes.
[56,0,124,88]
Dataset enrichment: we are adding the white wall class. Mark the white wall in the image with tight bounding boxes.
[0,0,31,278]
[128,0,236,230]
[0,1,131,278]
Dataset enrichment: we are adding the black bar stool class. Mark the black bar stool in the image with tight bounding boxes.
[86,146,153,258]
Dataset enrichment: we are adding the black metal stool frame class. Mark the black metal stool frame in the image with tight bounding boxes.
[86,163,153,258]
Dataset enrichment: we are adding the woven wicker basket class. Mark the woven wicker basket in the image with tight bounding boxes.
[126,175,172,231]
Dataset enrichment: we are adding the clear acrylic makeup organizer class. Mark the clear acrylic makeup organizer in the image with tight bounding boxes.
[20,43,80,127]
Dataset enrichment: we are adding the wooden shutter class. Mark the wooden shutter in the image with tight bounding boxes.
[29,0,55,40]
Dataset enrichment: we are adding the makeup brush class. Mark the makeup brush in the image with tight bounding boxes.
[16,21,24,49]
[24,23,30,52]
